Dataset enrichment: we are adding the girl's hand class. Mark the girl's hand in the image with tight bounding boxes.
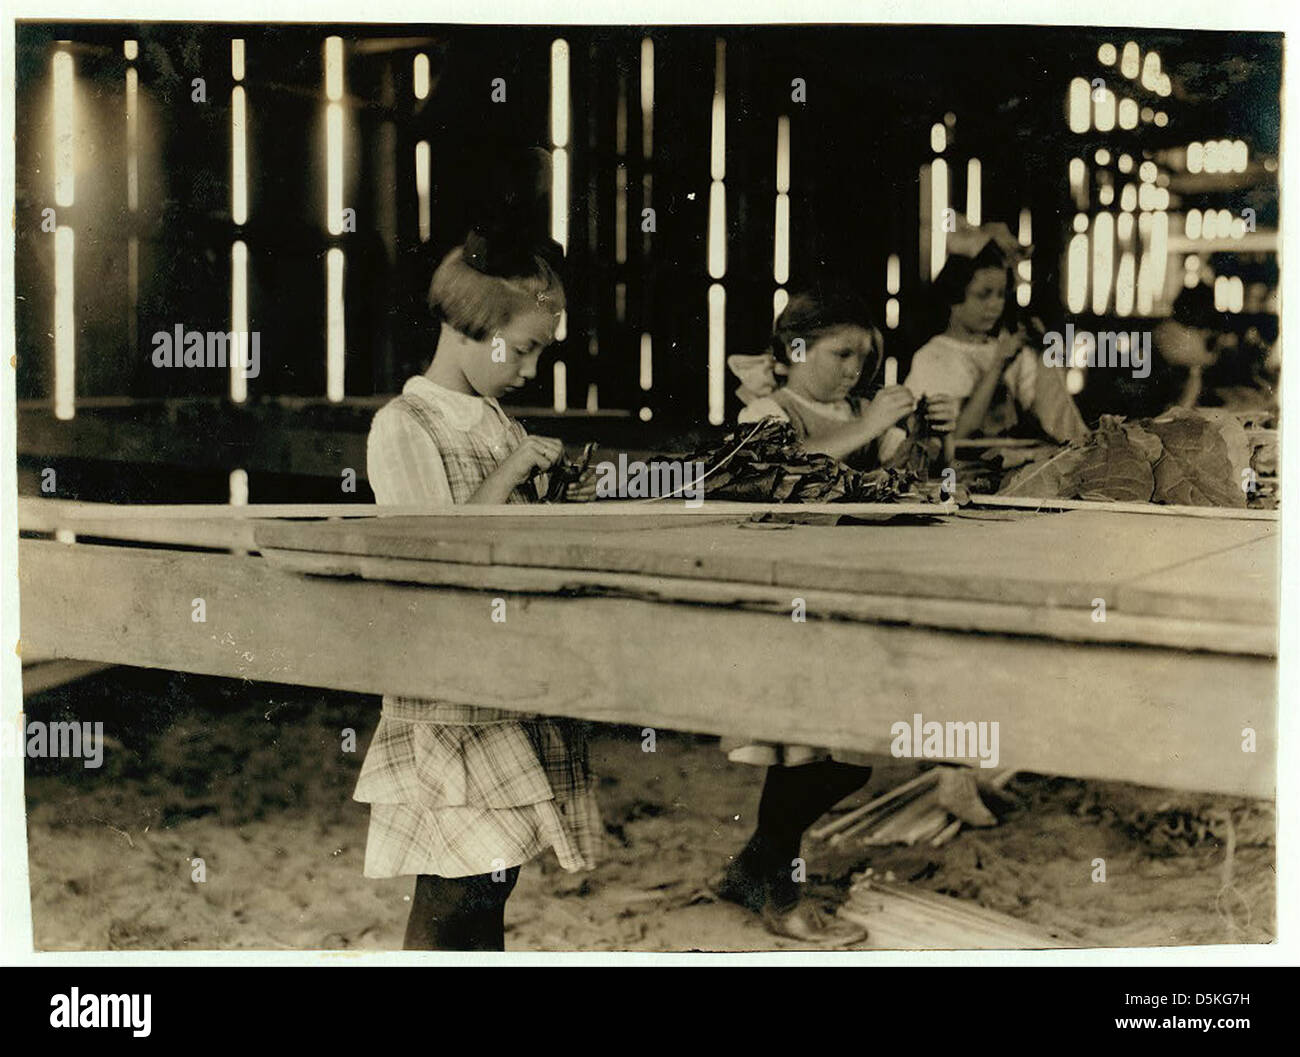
[861,385,917,438]
[924,393,961,433]
[564,466,599,503]
[501,435,565,487]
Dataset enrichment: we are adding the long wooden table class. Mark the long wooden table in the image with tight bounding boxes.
[17,500,1278,798]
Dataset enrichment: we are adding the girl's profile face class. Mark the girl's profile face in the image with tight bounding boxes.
[950,266,1008,336]
[785,324,877,402]
[462,306,559,399]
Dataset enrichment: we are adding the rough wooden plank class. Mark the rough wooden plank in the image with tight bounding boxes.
[970,493,1277,521]
[17,539,1277,797]
[258,547,1277,656]
[1117,536,1279,625]
[253,507,1276,615]
[21,660,115,697]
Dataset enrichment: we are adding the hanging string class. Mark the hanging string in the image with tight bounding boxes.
[632,419,769,504]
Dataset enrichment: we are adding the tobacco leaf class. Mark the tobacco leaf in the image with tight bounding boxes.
[676,419,922,503]
[1073,427,1155,502]
[997,444,1087,498]
[1146,413,1247,508]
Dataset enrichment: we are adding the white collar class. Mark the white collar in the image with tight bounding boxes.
[403,375,504,431]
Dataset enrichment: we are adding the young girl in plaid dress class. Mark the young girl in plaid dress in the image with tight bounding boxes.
[715,283,957,947]
[356,230,599,950]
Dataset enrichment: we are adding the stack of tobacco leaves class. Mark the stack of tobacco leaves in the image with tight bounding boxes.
[672,418,921,503]
[997,406,1255,508]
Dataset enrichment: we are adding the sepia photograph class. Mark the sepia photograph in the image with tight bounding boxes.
[1,5,1288,971]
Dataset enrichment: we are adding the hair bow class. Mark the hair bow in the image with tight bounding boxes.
[946,220,1032,264]
[727,353,788,406]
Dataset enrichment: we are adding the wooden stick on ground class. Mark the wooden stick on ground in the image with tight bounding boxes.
[810,769,940,841]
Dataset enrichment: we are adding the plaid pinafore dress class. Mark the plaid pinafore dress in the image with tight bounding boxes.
[353,389,602,878]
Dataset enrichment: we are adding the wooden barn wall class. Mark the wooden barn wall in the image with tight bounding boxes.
[12,24,1283,502]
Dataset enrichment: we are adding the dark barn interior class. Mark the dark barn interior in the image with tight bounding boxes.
[10,21,1283,956]
[13,23,1281,503]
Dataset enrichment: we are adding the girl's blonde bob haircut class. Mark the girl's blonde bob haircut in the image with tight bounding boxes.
[428,241,566,342]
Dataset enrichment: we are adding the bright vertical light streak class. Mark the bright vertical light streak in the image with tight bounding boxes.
[1214,276,1228,312]
[326,103,344,234]
[415,140,431,242]
[1141,51,1161,91]
[1121,41,1140,79]
[53,51,75,207]
[773,287,789,321]
[551,40,570,148]
[1137,248,1155,315]
[124,39,138,61]
[640,333,653,391]
[1187,142,1204,173]
[232,38,245,81]
[773,194,789,284]
[551,147,569,254]
[232,86,247,224]
[1066,233,1089,314]
[324,38,344,236]
[1018,208,1032,246]
[325,37,343,101]
[1118,98,1138,129]
[965,158,981,226]
[930,123,946,153]
[54,226,75,420]
[886,254,900,295]
[552,360,567,412]
[708,284,726,425]
[640,38,654,158]
[229,469,249,506]
[550,39,570,256]
[413,54,429,99]
[326,248,345,402]
[708,182,727,279]
[231,240,248,402]
[776,116,790,193]
[126,67,139,211]
[774,116,790,285]
[930,158,948,279]
[1093,88,1116,132]
[1115,252,1136,316]
[1069,157,1086,207]
[886,299,900,328]
[1150,211,1169,300]
[1091,212,1115,314]
[1068,78,1090,133]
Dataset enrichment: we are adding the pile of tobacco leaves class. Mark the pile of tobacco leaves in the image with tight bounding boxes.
[997,407,1262,507]
[674,418,921,502]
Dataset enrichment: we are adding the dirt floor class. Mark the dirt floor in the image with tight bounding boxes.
[21,668,1276,952]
